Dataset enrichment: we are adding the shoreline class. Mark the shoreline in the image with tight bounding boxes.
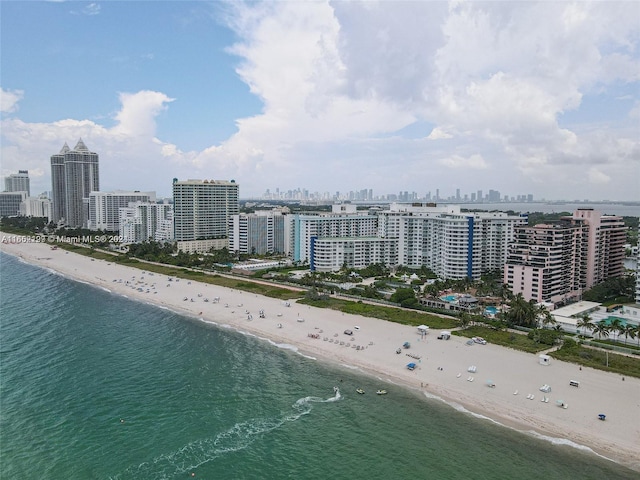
[1,239,639,472]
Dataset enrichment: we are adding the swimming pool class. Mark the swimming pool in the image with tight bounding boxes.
[440,295,458,303]
[602,317,628,327]
[485,306,499,315]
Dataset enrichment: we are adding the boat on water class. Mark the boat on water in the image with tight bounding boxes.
[356,388,365,394]
[376,389,387,395]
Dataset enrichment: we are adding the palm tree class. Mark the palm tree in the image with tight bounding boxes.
[536,304,555,329]
[608,318,624,343]
[620,324,636,345]
[507,294,536,327]
[592,320,610,341]
[576,315,593,338]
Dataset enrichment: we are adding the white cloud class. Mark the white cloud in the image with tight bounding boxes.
[0,91,186,195]
[0,88,24,113]
[427,127,453,140]
[112,90,175,138]
[587,167,611,185]
[83,3,101,16]
[69,3,101,16]
[439,154,488,170]
[2,1,639,200]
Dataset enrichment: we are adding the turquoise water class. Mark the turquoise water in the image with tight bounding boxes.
[485,306,499,315]
[603,317,628,327]
[441,294,458,303]
[1,253,637,479]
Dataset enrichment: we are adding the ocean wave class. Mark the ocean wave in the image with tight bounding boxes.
[339,363,362,371]
[420,390,613,461]
[527,430,608,458]
[110,389,341,480]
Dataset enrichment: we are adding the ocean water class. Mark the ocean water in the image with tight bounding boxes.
[0,253,636,480]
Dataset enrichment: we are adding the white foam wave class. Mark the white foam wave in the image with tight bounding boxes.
[420,390,614,461]
[339,363,362,371]
[527,430,607,457]
[110,389,340,480]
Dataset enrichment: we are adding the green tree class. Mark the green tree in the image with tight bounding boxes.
[536,304,555,329]
[620,324,637,345]
[576,315,593,337]
[608,318,624,343]
[458,312,472,330]
[390,287,419,308]
[504,293,537,328]
[592,320,610,341]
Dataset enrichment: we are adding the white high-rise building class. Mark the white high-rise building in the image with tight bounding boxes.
[290,204,378,266]
[4,170,30,196]
[229,210,286,255]
[119,201,173,243]
[311,237,398,272]
[88,191,156,231]
[50,139,99,228]
[287,202,524,277]
[377,203,526,279]
[19,195,52,221]
[172,179,239,253]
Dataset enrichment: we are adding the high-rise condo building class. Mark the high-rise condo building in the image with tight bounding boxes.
[172,178,239,253]
[0,191,28,217]
[504,209,626,304]
[567,209,626,288]
[289,203,379,267]
[4,170,30,196]
[50,139,100,228]
[20,195,52,221]
[88,191,156,231]
[119,201,173,244]
[377,203,526,280]
[229,210,286,255]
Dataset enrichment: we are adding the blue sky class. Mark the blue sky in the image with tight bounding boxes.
[1,1,639,200]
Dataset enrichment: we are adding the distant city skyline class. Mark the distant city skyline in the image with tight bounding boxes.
[259,186,535,203]
[1,2,639,200]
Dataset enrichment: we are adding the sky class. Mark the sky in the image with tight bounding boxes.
[1,1,639,201]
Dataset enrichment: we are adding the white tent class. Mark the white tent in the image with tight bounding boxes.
[539,354,551,366]
[417,325,430,332]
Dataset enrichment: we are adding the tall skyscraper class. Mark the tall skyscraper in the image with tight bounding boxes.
[50,139,100,228]
[4,170,30,196]
[172,178,239,253]
[504,209,626,304]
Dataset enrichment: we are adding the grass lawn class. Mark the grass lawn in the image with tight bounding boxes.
[298,297,458,329]
[550,344,640,379]
[454,326,551,353]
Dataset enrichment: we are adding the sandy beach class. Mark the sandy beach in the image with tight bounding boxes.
[1,237,639,471]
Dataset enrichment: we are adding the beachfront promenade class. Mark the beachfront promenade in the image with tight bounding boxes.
[1,238,639,471]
